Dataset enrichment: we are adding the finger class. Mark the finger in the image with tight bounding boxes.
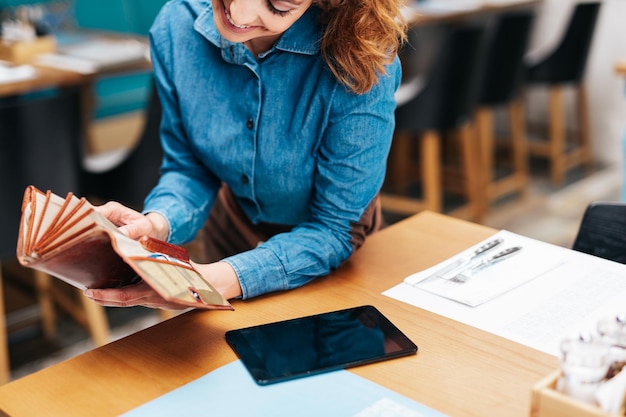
[94,201,129,226]
[85,296,166,309]
[116,224,132,238]
[117,220,151,240]
[83,284,185,310]
[84,283,151,306]
[85,294,182,310]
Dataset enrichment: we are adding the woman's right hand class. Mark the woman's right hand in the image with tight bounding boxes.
[95,201,169,241]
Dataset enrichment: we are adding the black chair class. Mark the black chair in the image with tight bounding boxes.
[1,87,84,272]
[80,79,163,210]
[524,2,601,185]
[0,87,110,383]
[0,89,83,230]
[475,11,535,209]
[381,23,487,221]
[572,202,626,265]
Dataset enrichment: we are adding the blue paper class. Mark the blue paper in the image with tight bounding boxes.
[121,360,448,417]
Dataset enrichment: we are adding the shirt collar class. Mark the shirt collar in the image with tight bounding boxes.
[194,2,322,56]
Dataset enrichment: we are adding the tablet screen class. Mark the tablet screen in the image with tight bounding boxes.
[225,305,418,385]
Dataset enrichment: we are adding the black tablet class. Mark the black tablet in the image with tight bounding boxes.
[225,305,418,385]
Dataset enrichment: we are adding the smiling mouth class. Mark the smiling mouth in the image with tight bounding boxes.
[223,5,252,29]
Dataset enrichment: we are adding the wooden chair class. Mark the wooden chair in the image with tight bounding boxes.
[0,87,110,383]
[572,201,626,264]
[382,23,487,222]
[524,2,601,185]
[475,11,535,210]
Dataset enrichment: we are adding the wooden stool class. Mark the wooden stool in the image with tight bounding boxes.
[474,11,534,208]
[475,97,529,207]
[524,2,600,185]
[383,121,484,222]
[526,84,593,185]
[34,272,110,347]
[0,264,111,384]
[381,23,487,222]
[0,272,9,385]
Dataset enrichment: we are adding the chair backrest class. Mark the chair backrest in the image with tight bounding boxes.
[80,80,163,210]
[0,87,83,257]
[572,201,626,265]
[479,11,535,106]
[395,23,487,132]
[526,2,601,84]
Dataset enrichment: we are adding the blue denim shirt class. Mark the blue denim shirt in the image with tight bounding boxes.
[144,0,401,299]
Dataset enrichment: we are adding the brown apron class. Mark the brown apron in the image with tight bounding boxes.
[191,184,383,263]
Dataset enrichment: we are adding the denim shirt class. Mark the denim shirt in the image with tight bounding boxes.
[144,0,401,299]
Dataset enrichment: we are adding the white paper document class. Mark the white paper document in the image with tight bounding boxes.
[384,230,626,356]
[0,61,36,84]
[35,38,148,74]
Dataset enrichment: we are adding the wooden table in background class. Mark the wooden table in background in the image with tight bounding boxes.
[617,60,626,76]
[0,65,81,97]
[0,31,152,155]
[0,212,558,417]
[0,31,151,98]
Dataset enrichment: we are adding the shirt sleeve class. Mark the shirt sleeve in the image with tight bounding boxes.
[142,12,221,244]
[225,58,402,299]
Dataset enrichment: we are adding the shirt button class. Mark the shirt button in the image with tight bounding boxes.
[246,118,254,130]
[241,174,249,184]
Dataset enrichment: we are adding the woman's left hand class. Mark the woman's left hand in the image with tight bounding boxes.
[84,261,243,309]
[84,282,188,310]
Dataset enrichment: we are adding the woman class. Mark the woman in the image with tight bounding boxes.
[85,0,406,308]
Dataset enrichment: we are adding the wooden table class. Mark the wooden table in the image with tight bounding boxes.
[0,65,82,97]
[617,60,626,76]
[0,212,558,417]
[0,31,151,98]
[0,31,151,155]
[404,0,541,26]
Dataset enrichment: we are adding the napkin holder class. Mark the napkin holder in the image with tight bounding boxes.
[531,370,622,417]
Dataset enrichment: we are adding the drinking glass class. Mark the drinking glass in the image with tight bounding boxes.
[558,336,611,405]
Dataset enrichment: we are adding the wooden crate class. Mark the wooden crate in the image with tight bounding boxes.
[531,370,621,417]
[0,36,56,63]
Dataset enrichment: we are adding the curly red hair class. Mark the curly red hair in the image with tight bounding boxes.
[316,0,407,94]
